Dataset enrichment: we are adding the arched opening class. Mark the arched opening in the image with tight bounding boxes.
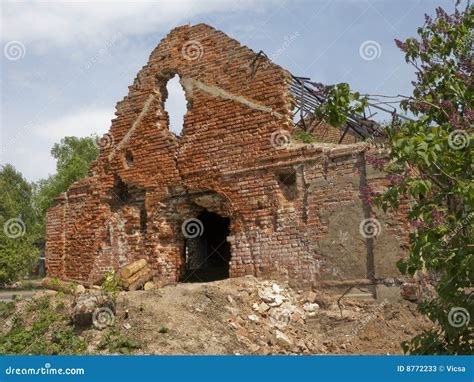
[164,75,187,136]
[181,210,231,282]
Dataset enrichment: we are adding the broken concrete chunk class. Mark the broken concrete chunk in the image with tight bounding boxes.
[269,295,284,307]
[303,302,320,312]
[305,291,317,303]
[274,330,293,348]
[258,287,276,303]
[248,314,260,322]
[258,302,270,314]
[272,283,282,294]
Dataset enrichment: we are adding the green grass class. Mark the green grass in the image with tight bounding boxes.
[0,296,86,355]
[97,329,141,354]
[0,301,16,318]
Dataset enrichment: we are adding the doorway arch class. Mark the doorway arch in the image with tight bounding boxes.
[181,209,231,282]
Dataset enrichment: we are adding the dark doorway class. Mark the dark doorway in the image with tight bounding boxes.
[182,210,231,282]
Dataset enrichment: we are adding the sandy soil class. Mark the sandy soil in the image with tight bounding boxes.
[86,276,432,355]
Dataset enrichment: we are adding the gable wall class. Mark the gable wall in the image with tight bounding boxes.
[45,24,408,288]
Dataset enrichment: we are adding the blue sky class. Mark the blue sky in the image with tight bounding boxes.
[0,0,455,182]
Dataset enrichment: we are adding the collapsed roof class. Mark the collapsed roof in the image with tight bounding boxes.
[250,50,411,143]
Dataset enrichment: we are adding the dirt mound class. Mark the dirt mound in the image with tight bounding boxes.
[107,276,431,354]
[1,276,432,355]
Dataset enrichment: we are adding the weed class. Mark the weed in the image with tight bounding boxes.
[0,296,86,355]
[101,271,120,297]
[0,301,16,318]
[292,131,315,144]
[97,329,141,354]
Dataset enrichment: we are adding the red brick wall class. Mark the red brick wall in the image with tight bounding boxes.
[312,123,359,144]
[45,24,408,287]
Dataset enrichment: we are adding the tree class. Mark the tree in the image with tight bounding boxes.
[386,4,473,354]
[314,3,473,354]
[0,136,99,285]
[0,165,39,286]
[33,136,99,232]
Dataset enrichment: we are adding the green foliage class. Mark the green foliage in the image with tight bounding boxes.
[158,326,169,334]
[0,136,98,286]
[314,3,473,354]
[101,270,121,297]
[0,301,16,319]
[315,82,368,127]
[384,7,474,354]
[387,4,473,354]
[33,136,99,233]
[0,296,86,355]
[0,165,39,286]
[292,131,316,144]
[97,329,141,354]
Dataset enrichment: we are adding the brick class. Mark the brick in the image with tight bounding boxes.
[45,24,409,288]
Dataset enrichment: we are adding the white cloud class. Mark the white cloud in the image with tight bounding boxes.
[5,146,57,182]
[0,109,113,181]
[1,0,266,50]
[0,0,275,182]
[33,109,113,141]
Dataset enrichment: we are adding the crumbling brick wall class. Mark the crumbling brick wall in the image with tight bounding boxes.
[45,24,409,288]
[311,123,358,144]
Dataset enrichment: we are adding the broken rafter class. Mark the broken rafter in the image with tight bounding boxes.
[291,76,385,140]
[249,50,411,141]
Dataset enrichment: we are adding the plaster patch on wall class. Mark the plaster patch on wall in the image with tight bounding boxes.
[182,77,283,118]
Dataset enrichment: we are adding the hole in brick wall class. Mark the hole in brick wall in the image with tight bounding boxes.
[125,151,134,167]
[182,210,231,282]
[114,176,130,201]
[164,75,187,136]
[111,175,130,207]
[275,168,297,201]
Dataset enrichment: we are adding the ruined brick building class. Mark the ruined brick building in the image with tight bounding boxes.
[45,24,410,290]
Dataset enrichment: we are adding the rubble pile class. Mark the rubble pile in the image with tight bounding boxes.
[251,281,319,328]
[224,279,327,354]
